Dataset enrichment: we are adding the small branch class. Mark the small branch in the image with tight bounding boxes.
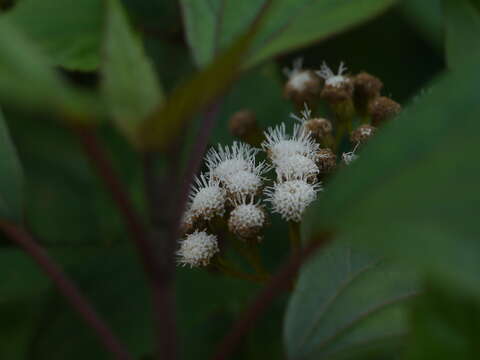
[173,101,222,236]
[0,221,133,360]
[288,221,301,255]
[143,151,179,360]
[74,126,148,247]
[73,126,174,360]
[211,232,332,360]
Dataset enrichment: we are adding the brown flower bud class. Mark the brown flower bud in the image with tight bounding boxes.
[369,96,401,126]
[354,72,383,116]
[305,117,332,137]
[284,70,321,107]
[229,110,257,138]
[317,148,337,173]
[350,124,376,145]
[354,72,383,100]
[320,79,354,105]
[228,109,263,146]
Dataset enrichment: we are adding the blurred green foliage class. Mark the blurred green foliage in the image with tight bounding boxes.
[1,0,479,359]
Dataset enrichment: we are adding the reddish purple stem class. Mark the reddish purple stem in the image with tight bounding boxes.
[0,221,133,360]
[212,233,332,360]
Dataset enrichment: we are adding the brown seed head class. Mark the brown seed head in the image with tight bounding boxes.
[354,72,383,100]
[317,148,337,173]
[320,78,354,105]
[350,124,377,145]
[304,117,333,139]
[228,109,257,138]
[284,70,321,106]
[369,96,401,126]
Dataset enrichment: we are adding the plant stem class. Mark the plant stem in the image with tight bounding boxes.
[143,151,179,360]
[214,257,268,284]
[211,232,332,360]
[74,126,175,360]
[172,101,222,235]
[0,221,133,360]
[230,236,268,277]
[288,221,301,255]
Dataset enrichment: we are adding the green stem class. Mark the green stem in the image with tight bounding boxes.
[288,221,301,255]
[230,235,269,277]
[213,257,268,284]
[245,240,268,277]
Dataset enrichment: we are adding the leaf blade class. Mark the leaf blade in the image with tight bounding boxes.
[0,107,23,221]
[181,0,397,68]
[101,0,164,146]
[4,0,103,71]
[285,240,418,360]
[303,55,480,296]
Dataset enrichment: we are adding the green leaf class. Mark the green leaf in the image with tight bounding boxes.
[285,240,417,360]
[0,20,99,117]
[4,0,103,71]
[0,107,23,221]
[140,6,267,150]
[400,0,443,50]
[303,55,480,297]
[180,0,397,68]
[444,0,480,68]
[405,284,480,360]
[101,0,163,146]
[29,245,154,359]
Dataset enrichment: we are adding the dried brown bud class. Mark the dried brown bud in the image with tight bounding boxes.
[304,117,333,139]
[317,148,337,173]
[354,72,383,100]
[229,110,257,138]
[284,70,321,107]
[320,79,354,105]
[369,96,401,126]
[350,124,377,144]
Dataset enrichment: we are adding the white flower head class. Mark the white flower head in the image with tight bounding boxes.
[283,58,316,92]
[342,143,360,165]
[223,169,264,199]
[316,61,349,88]
[290,103,312,124]
[265,179,322,222]
[180,207,197,234]
[275,154,319,182]
[262,123,320,165]
[359,126,373,137]
[177,230,219,267]
[206,141,259,182]
[188,173,226,220]
[228,197,266,240]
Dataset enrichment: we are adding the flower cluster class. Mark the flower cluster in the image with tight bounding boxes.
[178,142,268,267]
[262,121,323,222]
[177,58,401,270]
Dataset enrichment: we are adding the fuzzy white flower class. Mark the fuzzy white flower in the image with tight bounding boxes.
[223,169,263,199]
[275,154,319,181]
[188,174,226,220]
[342,151,358,165]
[290,103,312,124]
[180,207,197,233]
[359,127,373,137]
[342,144,359,165]
[283,58,315,92]
[262,123,320,165]
[177,230,219,267]
[228,197,266,239]
[206,142,259,182]
[265,179,322,222]
[316,61,349,88]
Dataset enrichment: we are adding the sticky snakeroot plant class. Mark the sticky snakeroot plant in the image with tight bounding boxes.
[177,60,402,283]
